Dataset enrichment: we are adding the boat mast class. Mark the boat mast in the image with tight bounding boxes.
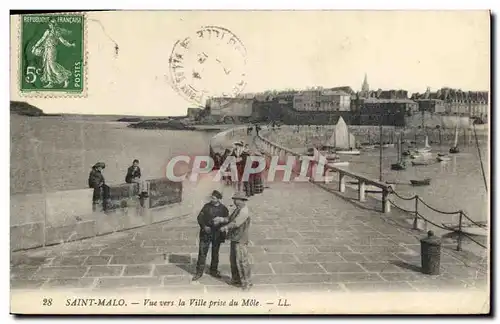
[453,123,459,147]
[472,111,488,192]
[397,134,401,162]
[379,104,383,181]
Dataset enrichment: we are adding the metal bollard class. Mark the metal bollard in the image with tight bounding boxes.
[420,230,441,275]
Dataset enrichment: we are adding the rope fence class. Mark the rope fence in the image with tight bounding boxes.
[389,191,487,252]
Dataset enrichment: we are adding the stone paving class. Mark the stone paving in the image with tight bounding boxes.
[11,179,488,294]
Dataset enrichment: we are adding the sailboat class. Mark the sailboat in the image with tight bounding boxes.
[336,129,361,155]
[449,124,460,154]
[415,135,432,154]
[327,117,360,155]
[391,135,407,170]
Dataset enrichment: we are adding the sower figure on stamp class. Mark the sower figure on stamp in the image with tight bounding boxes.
[192,190,229,281]
[214,192,252,291]
[31,18,76,89]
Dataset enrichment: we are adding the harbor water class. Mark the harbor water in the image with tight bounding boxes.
[335,144,489,224]
[10,115,216,195]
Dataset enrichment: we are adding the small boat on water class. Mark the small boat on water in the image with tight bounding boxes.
[336,150,360,155]
[437,153,447,157]
[437,155,451,162]
[410,178,431,186]
[323,116,359,155]
[411,151,432,159]
[315,148,350,167]
[449,124,460,154]
[363,145,376,150]
[391,162,407,170]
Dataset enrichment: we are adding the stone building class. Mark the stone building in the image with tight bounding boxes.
[411,88,488,118]
[206,97,253,117]
[413,99,446,114]
[358,98,418,126]
[293,89,351,112]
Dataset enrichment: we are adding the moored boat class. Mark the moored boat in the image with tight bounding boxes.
[391,162,406,170]
[336,150,361,155]
[410,178,431,186]
[411,151,432,159]
[437,156,451,162]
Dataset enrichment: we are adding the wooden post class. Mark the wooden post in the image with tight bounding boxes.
[379,123,383,182]
[339,172,346,193]
[358,180,366,202]
[382,189,391,213]
[457,211,463,251]
[413,196,419,230]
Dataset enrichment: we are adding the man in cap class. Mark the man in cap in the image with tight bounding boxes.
[88,162,110,210]
[193,190,229,281]
[214,192,252,290]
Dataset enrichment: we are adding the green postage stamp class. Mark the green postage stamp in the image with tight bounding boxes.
[19,14,86,96]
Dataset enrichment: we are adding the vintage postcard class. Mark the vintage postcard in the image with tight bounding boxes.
[9,10,490,315]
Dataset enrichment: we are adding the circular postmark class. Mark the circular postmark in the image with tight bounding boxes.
[169,26,247,108]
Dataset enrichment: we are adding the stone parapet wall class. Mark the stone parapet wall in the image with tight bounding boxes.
[10,179,185,252]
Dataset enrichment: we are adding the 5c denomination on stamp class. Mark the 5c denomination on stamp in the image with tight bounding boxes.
[19,14,86,96]
[169,26,248,108]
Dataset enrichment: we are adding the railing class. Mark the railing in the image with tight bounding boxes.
[255,127,393,213]
[388,190,487,251]
[254,126,488,252]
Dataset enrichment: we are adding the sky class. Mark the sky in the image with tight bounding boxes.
[10,10,490,116]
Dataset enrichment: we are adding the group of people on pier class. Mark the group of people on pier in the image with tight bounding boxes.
[212,140,267,198]
[87,159,146,210]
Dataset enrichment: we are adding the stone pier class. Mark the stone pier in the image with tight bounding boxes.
[11,180,487,293]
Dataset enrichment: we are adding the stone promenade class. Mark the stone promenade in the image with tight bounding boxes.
[11,178,488,295]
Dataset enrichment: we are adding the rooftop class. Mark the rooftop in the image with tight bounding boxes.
[363,98,416,104]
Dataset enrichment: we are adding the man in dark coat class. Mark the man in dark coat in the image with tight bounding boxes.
[193,190,229,281]
[88,162,110,209]
[125,159,146,196]
[125,159,141,183]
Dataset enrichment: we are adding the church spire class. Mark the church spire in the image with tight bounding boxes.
[361,73,369,92]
